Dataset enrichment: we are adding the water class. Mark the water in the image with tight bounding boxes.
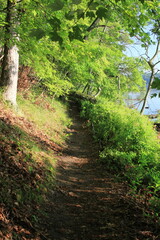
[125,89,160,116]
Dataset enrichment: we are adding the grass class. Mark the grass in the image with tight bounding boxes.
[17,91,71,145]
[0,88,72,239]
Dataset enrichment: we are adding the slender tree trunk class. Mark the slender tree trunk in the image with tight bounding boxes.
[94,87,102,98]
[0,43,9,86]
[140,67,155,114]
[0,0,19,106]
[87,84,91,95]
[140,41,160,114]
[82,83,89,93]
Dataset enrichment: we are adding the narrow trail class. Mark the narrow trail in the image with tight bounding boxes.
[44,105,159,240]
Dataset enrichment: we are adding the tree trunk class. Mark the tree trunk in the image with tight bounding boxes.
[94,87,102,98]
[4,45,19,106]
[140,67,155,114]
[0,0,19,106]
[82,83,89,93]
[140,41,160,114]
[0,44,9,86]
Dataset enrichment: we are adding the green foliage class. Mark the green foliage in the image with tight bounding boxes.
[81,99,160,194]
[42,22,145,100]
[151,75,160,90]
[96,7,111,20]
[17,90,71,145]
[49,0,65,11]
[0,0,149,100]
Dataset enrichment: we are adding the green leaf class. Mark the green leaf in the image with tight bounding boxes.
[48,17,61,31]
[29,29,45,40]
[139,0,145,3]
[49,0,64,11]
[69,26,83,41]
[141,43,146,47]
[96,7,110,20]
[65,11,75,20]
[130,31,135,37]
[152,76,160,89]
[88,2,99,10]
[72,0,81,4]
[151,93,157,98]
[0,21,6,26]
[77,9,84,19]
[86,11,95,18]
[50,31,63,44]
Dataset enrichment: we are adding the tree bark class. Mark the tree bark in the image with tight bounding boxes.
[140,67,155,114]
[0,43,9,86]
[94,87,102,98]
[4,45,19,105]
[82,83,89,93]
[0,0,19,106]
[84,17,100,40]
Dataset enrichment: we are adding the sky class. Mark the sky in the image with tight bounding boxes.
[124,27,160,72]
[125,41,160,72]
[124,35,160,115]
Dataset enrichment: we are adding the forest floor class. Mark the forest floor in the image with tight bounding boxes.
[42,104,160,240]
[1,98,160,240]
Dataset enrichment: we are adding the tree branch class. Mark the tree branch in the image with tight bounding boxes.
[84,17,100,40]
[0,55,4,61]
[150,40,160,63]
[153,60,160,67]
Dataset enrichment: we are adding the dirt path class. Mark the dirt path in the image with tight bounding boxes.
[43,105,160,240]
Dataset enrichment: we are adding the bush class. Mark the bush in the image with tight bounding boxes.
[81,99,160,193]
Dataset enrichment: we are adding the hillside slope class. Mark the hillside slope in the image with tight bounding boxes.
[0,92,71,239]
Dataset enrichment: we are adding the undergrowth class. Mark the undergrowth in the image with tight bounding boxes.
[17,89,71,145]
[81,99,160,218]
[0,89,71,239]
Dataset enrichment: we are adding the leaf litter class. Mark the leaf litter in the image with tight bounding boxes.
[0,103,160,239]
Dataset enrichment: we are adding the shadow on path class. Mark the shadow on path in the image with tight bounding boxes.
[44,105,160,240]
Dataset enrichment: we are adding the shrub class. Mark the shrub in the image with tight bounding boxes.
[81,99,160,193]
